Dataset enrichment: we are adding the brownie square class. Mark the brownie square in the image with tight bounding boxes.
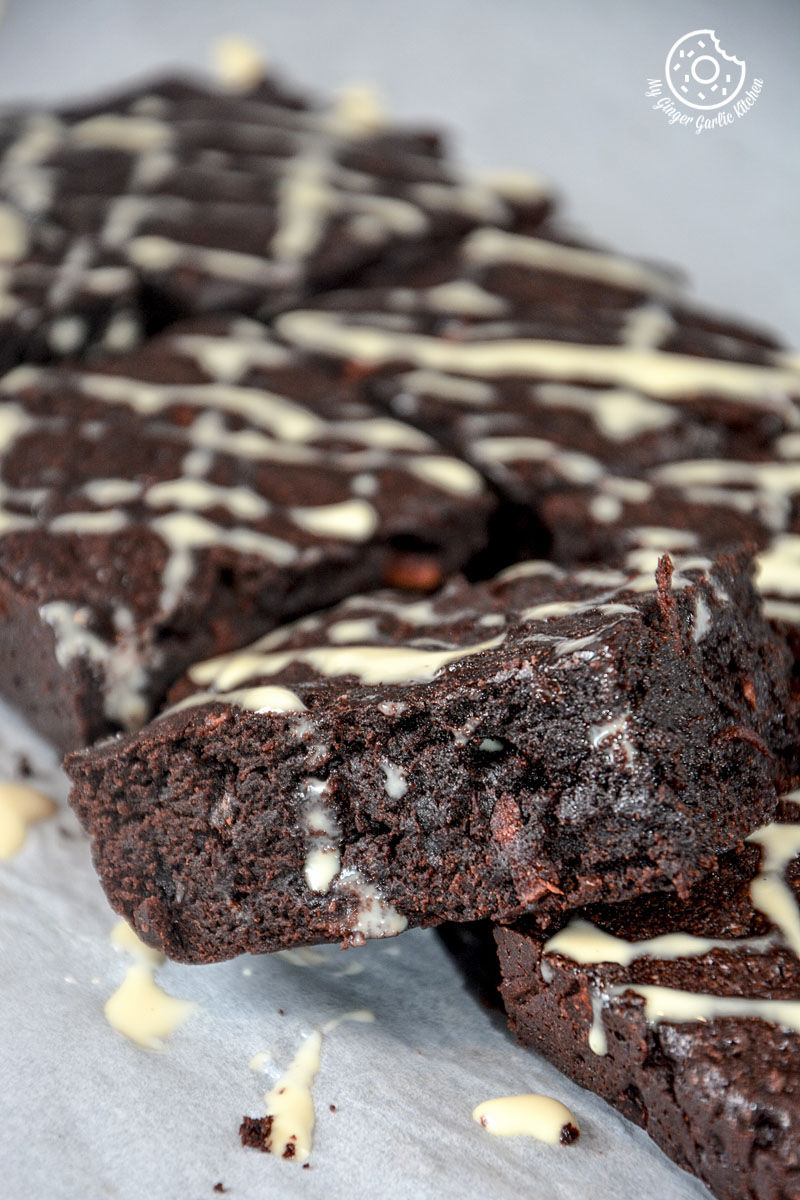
[495,796,800,1200]
[67,551,792,963]
[0,314,492,749]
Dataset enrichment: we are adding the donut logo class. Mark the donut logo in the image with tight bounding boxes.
[665,29,746,110]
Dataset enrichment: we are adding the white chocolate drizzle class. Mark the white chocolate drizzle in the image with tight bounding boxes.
[0,320,486,729]
[544,805,800,1053]
[276,309,800,411]
[472,1094,579,1145]
[0,781,55,859]
[535,383,678,441]
[250,1009,374,1163]
[189,634,505,693]
[462,228,679,299]
[104,921,195,1050]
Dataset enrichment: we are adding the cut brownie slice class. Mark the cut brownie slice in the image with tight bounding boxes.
[274,226,800,569]
[495,794,800,1200]
[66,552,793,963]
[0,70,551,325]
[0,315,491,749]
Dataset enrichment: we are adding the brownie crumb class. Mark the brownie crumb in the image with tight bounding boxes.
[15,755,33,778]
[329,1104,337,1112]
[239,1115,274,1152]
[559,1122,580,1146]
[282,1137,296,1160]
[302,1162,310,1170]
[212,1184,228,1194]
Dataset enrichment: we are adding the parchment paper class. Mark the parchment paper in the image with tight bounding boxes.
[1,694,711,1200]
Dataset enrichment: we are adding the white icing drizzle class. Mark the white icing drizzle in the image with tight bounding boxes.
[276,309,800,410]
[0,781,55,859]
[0,203,29,262]
[327,617,381,644]
[475,168,550,202]
[693,594,712,642]
[598,986,800,1039]
[0,325,485,731]
[654,458,800,494]
[629,526,698,550]
[105,921,195,1050]
[589,494,622,523]
[756,534,800,599]
[548,806,800,1053]
[462,228,679,299]
[39,601,151,730]
[290,498,378,541]
[621,303,676,350]
[252,1010,374,1163]
[747,823,800,959]
[405,454,485,496]
[535,382,677,440]
[473,1094,578,1144]
[544,918,775,968]
[161,684,307,719]
[189,634,505,693]
[470,436,604,484]
[396,368,496,407]
[423,278,507,316]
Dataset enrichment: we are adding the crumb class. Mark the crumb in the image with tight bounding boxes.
[560,1122,580,1146]
[302,1162,310,1170]
[16,755,33,778]
[278,1008,285,1016]
[213,1184,228,1194]
[282,1137,296,1160]
[329,1104,336,1112]
[239,1115,274,1152]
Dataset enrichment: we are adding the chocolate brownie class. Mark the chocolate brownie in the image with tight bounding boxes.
[272,226,800,573]
[66,552,793,963]
[495,794,800,1200]
[0,208,141,368]
[0,70,551,326]
[0,314,491,750]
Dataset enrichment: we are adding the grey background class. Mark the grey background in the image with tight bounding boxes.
[0,0,796,341]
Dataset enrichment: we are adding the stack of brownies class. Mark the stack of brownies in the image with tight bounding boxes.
[0,59,797,1199]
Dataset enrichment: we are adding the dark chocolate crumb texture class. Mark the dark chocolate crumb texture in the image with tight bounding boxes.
[67,552,793,963]
[0,316,491,750]
[495,793,800,1200]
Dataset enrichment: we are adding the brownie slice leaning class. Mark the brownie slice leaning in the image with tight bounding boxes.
[495,793,800,1200]
[66,552,793,963]
[0,314,491,750]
